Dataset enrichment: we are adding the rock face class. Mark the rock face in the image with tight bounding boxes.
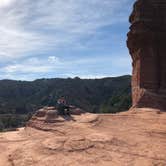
[127,0,166,110]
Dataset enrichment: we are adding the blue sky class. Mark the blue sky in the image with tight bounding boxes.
[0,0,134,80]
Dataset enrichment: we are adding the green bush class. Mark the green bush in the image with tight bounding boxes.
[0,120,4,132]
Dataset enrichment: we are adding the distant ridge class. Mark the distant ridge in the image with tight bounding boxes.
[0,75,131,113]
[0,75,131,130]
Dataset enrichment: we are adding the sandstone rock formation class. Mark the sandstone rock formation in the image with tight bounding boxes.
[1,1,166,166]
[127,0,166,111]
[0,111,166,166]
[27,106,95,130]
[33,106,85,120]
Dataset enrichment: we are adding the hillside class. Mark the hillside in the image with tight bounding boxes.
[0,75,131,130]
[0,75,131,114]
[0,76,131,129]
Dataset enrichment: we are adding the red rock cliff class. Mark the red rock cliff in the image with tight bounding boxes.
[127,0,166,110]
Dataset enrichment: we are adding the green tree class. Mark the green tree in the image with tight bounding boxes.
[0,120,4,132]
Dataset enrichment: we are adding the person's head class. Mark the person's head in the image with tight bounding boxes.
[60,96,65,100]
[58,96,66,103]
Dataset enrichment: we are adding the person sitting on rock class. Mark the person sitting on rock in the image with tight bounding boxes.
[56,97,70,116]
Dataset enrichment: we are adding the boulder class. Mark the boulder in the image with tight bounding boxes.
[35,109,47,117]
[70,108,85,115]
[45,110,59,123]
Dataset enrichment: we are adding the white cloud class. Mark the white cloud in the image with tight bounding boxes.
[3,56,61,74]
[0,0,133,80]
[0,0,131,61]
[0,0,15,8]
[0,53,131,80]
[48,56,59,63]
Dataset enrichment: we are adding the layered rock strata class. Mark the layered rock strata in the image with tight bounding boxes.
[127,0,166,110]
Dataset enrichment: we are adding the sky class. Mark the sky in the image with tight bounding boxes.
[0,0,134,81]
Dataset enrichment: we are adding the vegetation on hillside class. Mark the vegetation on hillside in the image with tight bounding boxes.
[0,75,131,131]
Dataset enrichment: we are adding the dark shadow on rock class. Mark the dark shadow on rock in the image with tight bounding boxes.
[61,115,76,121]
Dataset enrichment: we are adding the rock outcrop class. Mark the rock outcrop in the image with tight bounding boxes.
[0,111,166,166]
[127,0,166,111]
[27,107,97,131]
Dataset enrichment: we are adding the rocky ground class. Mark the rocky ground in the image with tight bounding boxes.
[0,109,166,166]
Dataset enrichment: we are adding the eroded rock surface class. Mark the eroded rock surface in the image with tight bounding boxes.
[127,0,166,110]
[27,107,95,131]
[0,112,166,166]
